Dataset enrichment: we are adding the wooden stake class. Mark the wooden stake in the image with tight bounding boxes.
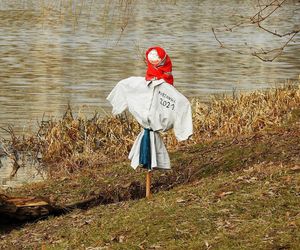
[146,171,151,199]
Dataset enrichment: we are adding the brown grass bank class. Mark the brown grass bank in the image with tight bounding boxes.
[0,82,300,248]
[1,82,300,179]
[1,123,300,249]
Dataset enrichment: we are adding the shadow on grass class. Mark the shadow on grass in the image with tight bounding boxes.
[1,126,299,233]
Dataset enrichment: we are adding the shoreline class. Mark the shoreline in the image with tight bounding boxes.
[1,122,299,249]
[0,82,300,248]
[1,81,300,188]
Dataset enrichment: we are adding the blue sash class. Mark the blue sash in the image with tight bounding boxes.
[139,128,152,170]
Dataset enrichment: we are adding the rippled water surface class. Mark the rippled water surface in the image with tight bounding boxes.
[0,0,299,186]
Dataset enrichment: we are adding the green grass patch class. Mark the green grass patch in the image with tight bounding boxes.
[1,126,300,249]
[1,160,299,250]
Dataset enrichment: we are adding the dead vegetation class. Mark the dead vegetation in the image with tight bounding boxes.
[0,82,300,248]
[1,82,299,179]
[1,117,299,224]
[1,124,299,248]
[191,82,300,138]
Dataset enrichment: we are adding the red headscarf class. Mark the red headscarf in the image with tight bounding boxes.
[145,47,174,85]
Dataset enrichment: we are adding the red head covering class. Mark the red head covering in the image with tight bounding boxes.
[145,47,174,85]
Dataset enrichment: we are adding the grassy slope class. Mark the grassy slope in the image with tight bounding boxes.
[1,124,300,249]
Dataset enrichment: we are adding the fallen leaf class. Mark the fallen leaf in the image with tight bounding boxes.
[219,208,230,213]
[150,244,161,249]
[236,176,244,181]
[86,247,108,250]
[217,191,234,198]
[204,240,211,249]
[176,198,186,203]
[119,235,125,243]
[288,221,297,228]
[290,165,300,172]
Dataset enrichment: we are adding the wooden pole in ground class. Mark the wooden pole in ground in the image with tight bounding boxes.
[146,170,151,199]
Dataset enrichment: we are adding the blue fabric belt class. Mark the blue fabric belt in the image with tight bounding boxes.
[139,128,152,170]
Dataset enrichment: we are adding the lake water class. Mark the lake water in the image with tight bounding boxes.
[0,0,299,187]
[0,156,45,188]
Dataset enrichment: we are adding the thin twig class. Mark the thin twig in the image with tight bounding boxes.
[212,0,299,62]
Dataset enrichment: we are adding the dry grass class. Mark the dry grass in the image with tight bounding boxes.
[1,82,300,178]
[1,154,299,249]
[192,83,300,139]
[1,85,300,248]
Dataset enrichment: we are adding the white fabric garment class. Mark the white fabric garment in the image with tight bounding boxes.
[107,76,193,170]
[128,129,170,170]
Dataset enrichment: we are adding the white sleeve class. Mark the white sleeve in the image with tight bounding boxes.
[174,100,193,141]
[106,80,128,115]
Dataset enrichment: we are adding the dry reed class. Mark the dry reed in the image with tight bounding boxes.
[191,83,300,138]
[1,82,300,177]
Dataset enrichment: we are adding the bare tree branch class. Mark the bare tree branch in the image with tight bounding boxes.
[212,28,248,55]
[251,0,287,23]
[212,0,299,62]
[0,126,22,178]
